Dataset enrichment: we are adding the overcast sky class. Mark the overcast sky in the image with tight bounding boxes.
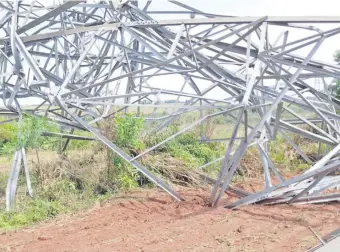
[142,0,340,16]
[141,0,340,61]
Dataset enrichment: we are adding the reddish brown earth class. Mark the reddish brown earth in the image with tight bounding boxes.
[0,188,339,252]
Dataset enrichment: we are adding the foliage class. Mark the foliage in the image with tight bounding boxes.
[0,115,49,155]
[111,156,139,190]
[104,114,145,189]
[0,116,92,155]
[333,49,340,63]
[268,134,314,172]
[0,155,112,230]
[330,80,340,98]
[0,175,106,230]
[145,127,224,173]
[332,50,340,98]
[114,114,144,149]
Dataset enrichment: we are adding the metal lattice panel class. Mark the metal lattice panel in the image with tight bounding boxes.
[2,0,340,210]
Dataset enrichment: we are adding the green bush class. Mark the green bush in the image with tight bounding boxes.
[102,114,145,189]
[114,114,144,149]
[0,115,49,155]
[145,129,224,168]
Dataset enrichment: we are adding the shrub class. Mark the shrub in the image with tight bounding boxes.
[0,115,49,155]
[114,114,144,149]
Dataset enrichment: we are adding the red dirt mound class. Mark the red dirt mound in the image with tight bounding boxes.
[0,189,339,252]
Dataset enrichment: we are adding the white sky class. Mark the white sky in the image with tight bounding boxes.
[142,0,340,16]
[143,0,340,61]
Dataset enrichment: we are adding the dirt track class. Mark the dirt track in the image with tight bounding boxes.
[0,189,339,252]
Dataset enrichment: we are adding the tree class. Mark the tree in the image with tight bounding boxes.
[334,50,340,63]
[331,50,340,98]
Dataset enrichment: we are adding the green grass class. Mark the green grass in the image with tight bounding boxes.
[0,171,113,231]
[0,200,62,229]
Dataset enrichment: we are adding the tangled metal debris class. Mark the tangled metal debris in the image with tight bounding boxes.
[2,0,340,210]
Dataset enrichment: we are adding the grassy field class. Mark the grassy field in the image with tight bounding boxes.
[0,107,319,230]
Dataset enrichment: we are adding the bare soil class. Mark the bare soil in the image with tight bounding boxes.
[0,187,339,252]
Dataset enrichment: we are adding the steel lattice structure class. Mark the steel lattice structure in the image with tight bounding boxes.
[3,0,340,210]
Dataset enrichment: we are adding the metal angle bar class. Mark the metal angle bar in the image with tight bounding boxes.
[184,25,199,68]
[121,25,166,61]
[267,57,340,79]
[79,32,113,84]
[282,105,338,143]
[200,137,245,143]
[257,143,284,183]
[41,131,96,141]
[214,36,326,206]
[7,78,25,108]
[11,0,21,78]
[213,140,250,206]
[21,0,36,26]
[258,73,329,80]
[119,16,340,27]
[68,101,237,110]
[186,74,246,91]
[291,193,340,204]
[272,102,283,139]
[199,140,259,172]
[306,141,340,173]
[278,129,313,163]
[309,178,340,196]
[259,87,340,121]
[199,174,251,198]
[288,172,328,204]
[131,69,194,79]
[279,121,335,146]
[210,108,245,206]
[17,1,81,34]
[14,33,45,81]
[75,91,158,101]
[263,26,340,55]
[264,191,340,205]
[258,143,272,188]
[21,147,33,198]
[307,228,340,252]
[6,150,19,211]
[10,149,22,210]
[271,35,328,59]
[130,106,243,161]
[102,94,152,121]
[198,156,225,170]
[241,22,267,105]
[226,160,340,209]
[8,16,340,45]
[167,24,184,59]
[273,76,340,112]
[200,20,264,70]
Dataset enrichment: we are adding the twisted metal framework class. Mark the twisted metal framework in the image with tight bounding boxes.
[3,0,340,210]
